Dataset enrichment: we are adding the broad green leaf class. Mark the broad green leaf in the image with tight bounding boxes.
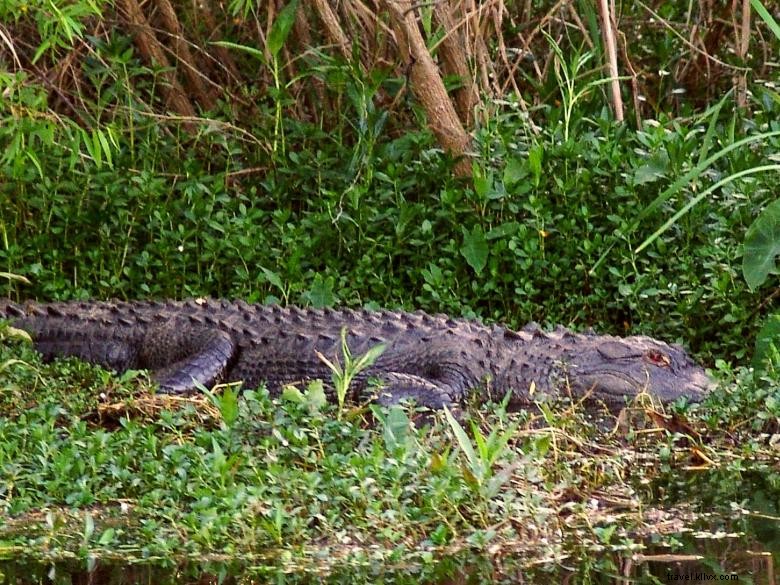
[471,422,488,468]
[304,379,327,413]
[353,343,386,372]
[282,385,304,403]
[80,128,101,169]
[594,525,617,544]
[502,158,527,186]
[420,3,433,37]
[96,129,113,168]
[25,151,43,179]
[474,173,493,201]
[260,266,284,290]
[306,274,335,308]
[460,225,488,275]
[753,312,780,371]
[633,152,669,185]
[743,199,780,290]
[217,387,239,425]
[444,407,478,472]
[339,327,351,361]
[381,405,411,452]
[211,438,225,463]
[486,222,519,240]
[528,144,543,187]
[533,434,551,458]
[98,528,116,546]
[268,0,300,57]
[473,169,492,201]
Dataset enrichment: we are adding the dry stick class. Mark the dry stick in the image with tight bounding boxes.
[151,27,252,110]
[383,0,472,177]
[341,0,397,108]
[566,2,594,50]
[48,42,90,121]
[155,0,216,110]
[120,109,273,151]
[522,0,531,23]
[677,0,709,88]
[586,0,638,125]
[13,36,92,129]
[735,0,751,109]
[348,0,396,41]
[293,5,326,124]
[433,1,479,126]
[540,30,560,84]
[117,0,197,127]
[490,0,511,97]
[679,1,722,97]
[199,0,243,86]
[492,0,525,100]
[343,0,385,68]
[491,0,535,127]
[0,24,22,70]
[466,0,493,97]
[755,25,770,78]
[264,0,276,62]
[310,0,351,59]
[636,0,750,73]
[675,21,700,91]
[596,0,624,122]
[448,0,476,105]
[504,0,569,93]
[615,27,642,128]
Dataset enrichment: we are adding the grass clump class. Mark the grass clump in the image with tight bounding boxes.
[1,336,779,579]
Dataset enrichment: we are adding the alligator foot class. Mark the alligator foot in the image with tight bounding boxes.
[369,372,457,410]
[138,323,237,394]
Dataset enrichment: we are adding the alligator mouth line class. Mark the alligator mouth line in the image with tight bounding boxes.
[571,367,711,399]
[564,368,655,398]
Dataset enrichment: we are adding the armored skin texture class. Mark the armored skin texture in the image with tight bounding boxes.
[0,299,713,410]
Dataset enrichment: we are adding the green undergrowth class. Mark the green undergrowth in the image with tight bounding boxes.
[2,3,780,579]
[2,330,779,576]
[2,82,779,367]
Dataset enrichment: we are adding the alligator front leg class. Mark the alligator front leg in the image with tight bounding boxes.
[137,323,237,394]
[369,372,458,411]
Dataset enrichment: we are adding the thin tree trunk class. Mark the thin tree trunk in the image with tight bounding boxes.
[597,0,624,122]
[384,0,472,177]
[117,0,197,127]
[433,2,479,126]
[155,0,216,110]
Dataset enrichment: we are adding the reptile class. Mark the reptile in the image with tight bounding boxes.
[0,298,713,410]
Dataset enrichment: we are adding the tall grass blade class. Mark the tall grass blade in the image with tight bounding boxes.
[751,0,780,41]
[636,164,780,253]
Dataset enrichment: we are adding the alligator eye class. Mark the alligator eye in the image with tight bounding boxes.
[645,349,671,367]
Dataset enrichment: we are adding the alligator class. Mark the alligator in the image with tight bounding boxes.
[0,299,713,411]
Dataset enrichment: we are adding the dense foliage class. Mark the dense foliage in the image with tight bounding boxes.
[1,0,780,578]
[2,80,779,364]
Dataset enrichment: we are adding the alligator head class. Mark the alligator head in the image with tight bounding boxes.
[556,335,714,407]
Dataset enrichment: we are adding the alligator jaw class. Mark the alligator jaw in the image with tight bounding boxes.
[555,336,714,407]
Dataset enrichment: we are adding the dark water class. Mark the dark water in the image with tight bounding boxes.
[2,520,777,585]
[3,464,779,584]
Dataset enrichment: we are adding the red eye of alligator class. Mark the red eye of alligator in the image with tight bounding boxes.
[645,350,671,367]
